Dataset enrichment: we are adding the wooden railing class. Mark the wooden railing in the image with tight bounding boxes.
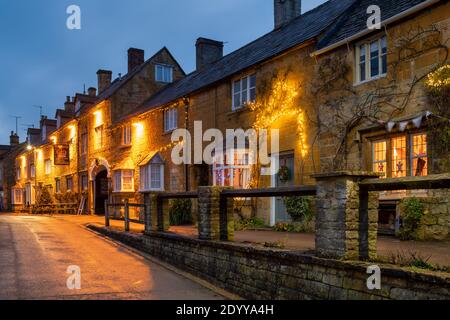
[104,199,147,232]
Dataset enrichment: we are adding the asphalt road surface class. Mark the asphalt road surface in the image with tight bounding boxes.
[0,215,224,300]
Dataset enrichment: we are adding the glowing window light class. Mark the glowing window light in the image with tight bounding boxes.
[50,136,57,144]
[68,125,76,140]
[93,110,103,127]
[132,122,144,138]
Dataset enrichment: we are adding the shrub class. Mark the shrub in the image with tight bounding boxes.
[235,217,266,231]
[169,199,192,226]
[283,196,314,222]
[398,198,425,240]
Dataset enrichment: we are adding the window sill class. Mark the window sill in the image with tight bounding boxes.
[354,74,387,87]
[112,190,135,194]
[118,144,132,150]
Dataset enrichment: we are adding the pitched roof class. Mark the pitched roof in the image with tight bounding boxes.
[96,47,186,103]
[138,0,356,113]
[317,0,429,50]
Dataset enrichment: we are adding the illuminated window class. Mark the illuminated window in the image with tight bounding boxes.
[94,125,104,150]
[391,136,407,178]
[232,74,256,111]
[372,140,387,178]
[114,170,134,192]
[122,125,132,145]
[164,108,178,132]
[45,159,52,175]
[411,133,428,177]
[155,64,173,83]
[213,150,250,189]
[356,36,387,83]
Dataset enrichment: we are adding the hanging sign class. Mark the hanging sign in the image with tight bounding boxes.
[54,144,70,165]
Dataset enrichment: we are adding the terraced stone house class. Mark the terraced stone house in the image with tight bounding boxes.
[10,0,450,239]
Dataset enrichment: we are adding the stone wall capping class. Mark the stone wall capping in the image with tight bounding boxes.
[312,171,382,180]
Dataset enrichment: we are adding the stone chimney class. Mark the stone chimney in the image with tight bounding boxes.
[128,48,145,73]
[87,87,97,97]
[64,96,75,113]
[10,131,19,146]
[196,38,224,71]
[274,0,301,29]
[97,70,112,94]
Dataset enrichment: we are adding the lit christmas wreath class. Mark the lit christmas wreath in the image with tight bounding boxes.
[278,166,291,182]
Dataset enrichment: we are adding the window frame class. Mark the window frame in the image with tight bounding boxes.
[232,73,256,111]
[370,132,429,178]
[155,64,173,83]
[30,163,35,178]
[212,149,251,189]
[113,169,135,193]
[122,124,132,146]
[355,35,387,84]
[13,189,23,205]
[66,176,74,192]
[44,159,52,175]
[410,133,428,177]
[163,107,178,133]
[55,179,61,194]
[81,174,88,191]
[140,164,164,192]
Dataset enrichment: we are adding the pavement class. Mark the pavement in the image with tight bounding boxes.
[0,214,225,300]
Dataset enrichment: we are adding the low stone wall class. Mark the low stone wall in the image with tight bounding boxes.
[88,224,450,300]
[399,196,450,241]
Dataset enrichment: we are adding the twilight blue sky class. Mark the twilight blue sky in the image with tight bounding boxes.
[0,0,326,145]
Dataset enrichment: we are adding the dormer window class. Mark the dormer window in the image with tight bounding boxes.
[355,36,387,83]
[155,64,173,83]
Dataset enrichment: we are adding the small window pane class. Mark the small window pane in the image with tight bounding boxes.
[412,134,428,177]
[373,141,387,178]
[392,136,407,178]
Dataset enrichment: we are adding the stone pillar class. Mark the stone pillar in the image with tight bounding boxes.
[197,186,234,241]
[313,172,379,260]
[142,193,169,233]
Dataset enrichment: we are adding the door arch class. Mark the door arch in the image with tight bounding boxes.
[94,168,109,215]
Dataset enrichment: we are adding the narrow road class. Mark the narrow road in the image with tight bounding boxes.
[0,215,224,300]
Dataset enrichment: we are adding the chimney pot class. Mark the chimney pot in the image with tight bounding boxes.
[274,0,301,29]
[10,132,19,146]
[97,70,112,94]
[87,87,97,97]
[128,48,145,73]
[196,38,224,71]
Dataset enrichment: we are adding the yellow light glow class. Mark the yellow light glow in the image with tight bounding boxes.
[68,125,76,139]
[248,77,308,158]
[93,110,103,127]
[36,149,43,161]
[27,145,33,151]
[50,136,57,144]
[21,155,26,166]
[133,122,144,137]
